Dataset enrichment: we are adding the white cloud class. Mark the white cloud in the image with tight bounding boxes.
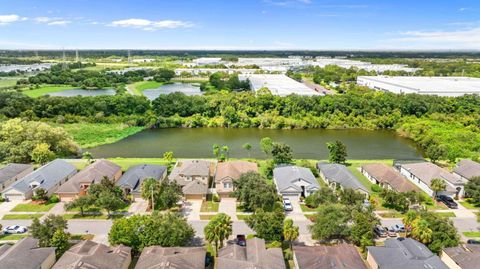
[458,7,470,12]
[34,17,71,26]
[0,14,21,25]
[47,20,70,26]
[263,0,311,8]
[109,18,193,30]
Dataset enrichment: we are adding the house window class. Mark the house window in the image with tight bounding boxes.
[223,183,232,189]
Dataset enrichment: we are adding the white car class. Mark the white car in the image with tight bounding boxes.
[283,198,293,211]
[2,225,27,234]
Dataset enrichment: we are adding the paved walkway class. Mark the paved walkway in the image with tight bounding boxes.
[219,198,237,221]
[182,200,202,221]
[0,201,21,219]
[128,199,148,215]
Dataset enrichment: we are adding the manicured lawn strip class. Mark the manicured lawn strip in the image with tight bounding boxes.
[70,234,95,240]
[58,123,145,148]
[2,214,44,220]
[434,212,456,218]
[377,212,404,218]
[199,215,215,220]
[23,85,76,98]
[63,213,124,220]
[11,202,57,212]
[236,214,250,220]
[106,158,171,170]
[460,199,480,209]
[300,204,317,212]
[0,234,28,240]
[129,81,163,95]
[463,231,480,238]
[0,76,25,88]
[200,201,219,212]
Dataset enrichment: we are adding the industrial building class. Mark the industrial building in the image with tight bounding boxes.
[357,76,480,97]
[239,74,322,96]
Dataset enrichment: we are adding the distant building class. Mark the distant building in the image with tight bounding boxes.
[169,160,216,200]
[0,237,56,269]
[131,58,155,63]
[116,164,167,199]
[357,76,480,97]
[239,74,322,96]
[215,161,258,198]
[367,238,448,269]
[361,163,419,193]
[293,244,367,269]
[441,244,480,269]
[0,163,33,192]
[273,165,320,198]
[192,57,223,66]
[317,163,369,195]
[453,159,480,181]
[135,246,205,269]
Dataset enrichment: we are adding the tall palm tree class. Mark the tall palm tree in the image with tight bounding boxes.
[402,211,418,236]
[204,213,232,256]
[283,218,299,250]
[431,178,447,198]
[411,218,433,244]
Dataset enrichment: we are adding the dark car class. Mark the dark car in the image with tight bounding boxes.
[467,239,480,245]
[236,234,246,246]
[374,225,388,237]
[436,195,458,209]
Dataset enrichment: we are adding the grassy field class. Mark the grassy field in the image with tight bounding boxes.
[2,214,44,220]
[128,81,163,95]
[463,231,480,238]
[200,201,219,212]
[460,198,480,209]
[70,234,95,240]
[58,123,145,148]
[0,76,25,88]
[200,215,215,220]
[22,85,76,98]
[0,234,28,240]
[63,213,124,220]
[11,202,57,212]
[434,212,456,218]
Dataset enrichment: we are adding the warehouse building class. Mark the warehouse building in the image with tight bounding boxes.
[240,74,322,96]
[357,76,480,97]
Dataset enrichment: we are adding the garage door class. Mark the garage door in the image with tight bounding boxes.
[282,193,300,198]
[185,194,205,200]
[4,193,24,201]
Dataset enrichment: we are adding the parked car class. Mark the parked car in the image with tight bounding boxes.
[283,198,293,211]
[374,225,387,237]
[394,224,405,233]
[236,234,246,247]
[467,239,480,245]
[2,225,27,234]
[386,227,397,237]
[436,195,458,209]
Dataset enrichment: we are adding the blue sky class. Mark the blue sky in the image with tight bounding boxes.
[0,0,479,50]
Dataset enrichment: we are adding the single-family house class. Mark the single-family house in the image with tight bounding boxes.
[116,164,167,199]
[361,163,419,193]
[52,240,131,269]
[169,160,216,200]
[454,159,480,181]
[367,238,448,269]
[217,238,286,269]
[2,159,77,201]
[135,246,206,269]
[441,244,480,269]
[317,163,369,196]
[0,163,33,192]
[396,162,466,197]
[0,237,56,269]
[215,161,258,197]
[293,244,367,269]
[273,165,320,198]
[56,160,122,201]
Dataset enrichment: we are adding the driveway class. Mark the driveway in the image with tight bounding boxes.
[182,200,202,221]
[128,199,149,215]
[285,198,308,222]
[0,200,22,218]
[219,198,237,220]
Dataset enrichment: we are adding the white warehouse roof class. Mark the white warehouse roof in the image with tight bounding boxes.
[240,74,322,96]
[357,76,480,97]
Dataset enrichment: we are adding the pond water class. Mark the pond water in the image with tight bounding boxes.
[143,83,202,100]
[88,128,424,160]
[50,89,116,97]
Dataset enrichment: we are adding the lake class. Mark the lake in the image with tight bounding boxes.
[50,89,116,97]
[143,83,202,100]
[88,128,424,160]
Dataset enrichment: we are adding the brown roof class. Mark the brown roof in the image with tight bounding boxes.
[294,244,367,269]
[135,246,206,269]
[400,162,466,191]
[52,240,131,269]
[182,180,208,195]
[362,163,419,192]
[56,160,121,194]
[454,159,480,180]
[215,161,258,183]
[0,237,56,269]
[217,238,286,269]
[443,244,480,269]
[169,160,215,185]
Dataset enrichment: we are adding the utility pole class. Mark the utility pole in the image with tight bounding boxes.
[127,50,131,64]
[75,49,79,62]
[62,49,67,70]
[150,184,155,212]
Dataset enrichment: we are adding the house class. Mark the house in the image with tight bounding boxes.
[2,159,77,201]
[361,163,419,193]
[135,246,206,269]
[169,160,216,200]
[441,244,480,269]
[273,165,320,198]
[367,238,448,269]
[293,244,367,269]
[317,163,369,195]
[0,163,33,192]
[454,159,480,181]
[215,161,258,197]
[0,237,56,269]
[217,238,286,269]
[56,160,122,201]
[116,164,167,199]
[396,162,466,197]
[52,240,131,269]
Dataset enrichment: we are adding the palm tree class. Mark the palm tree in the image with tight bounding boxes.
[82,151,93,164]
[204,213,232,256]
[212,144,220,159]
[411,218,433,244]
[402,211,418,236]
[222,145,229,161]
[431,178,447,198]
[283,218,299,250]
[242,143,252,158]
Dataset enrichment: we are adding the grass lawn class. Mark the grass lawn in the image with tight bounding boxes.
[199,215,215,220]
[11,202,57,212]
[300,204,317,212]
[377,211,405,218]
[106,158,171,170]
[128,81,163,95]
[236,214,250,220]
[58,123,145,148]
[434,212,456,218]
[70,234,95,240]
[463,231,480,238]
[63,213,124,220]
[201,201,219,212]
[22,85,76,98]
[0,234,28,240]
[0,76,25,88]
[460,198,480,209]
[2,214,44,220]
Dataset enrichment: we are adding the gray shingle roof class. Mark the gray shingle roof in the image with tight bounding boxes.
[5,159,76,194]
[454,159,480,180]
[361,163,418,193]
[135,246,206,269]
[0,237,56,269]
[400,162,465,190]
[294,244,367,269]
[367,238,448,269]
[317,163,368,192]
[443,244,480,269]
[273,165,319,193]
[0,163,33,184]
[169,160,214,186]
[117,164,167,193]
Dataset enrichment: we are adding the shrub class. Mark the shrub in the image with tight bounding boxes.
[213,194,220,203]
[266,241,282,248]
[49,195,60,203]
[284,249,293,260]
[371,184,383,193]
